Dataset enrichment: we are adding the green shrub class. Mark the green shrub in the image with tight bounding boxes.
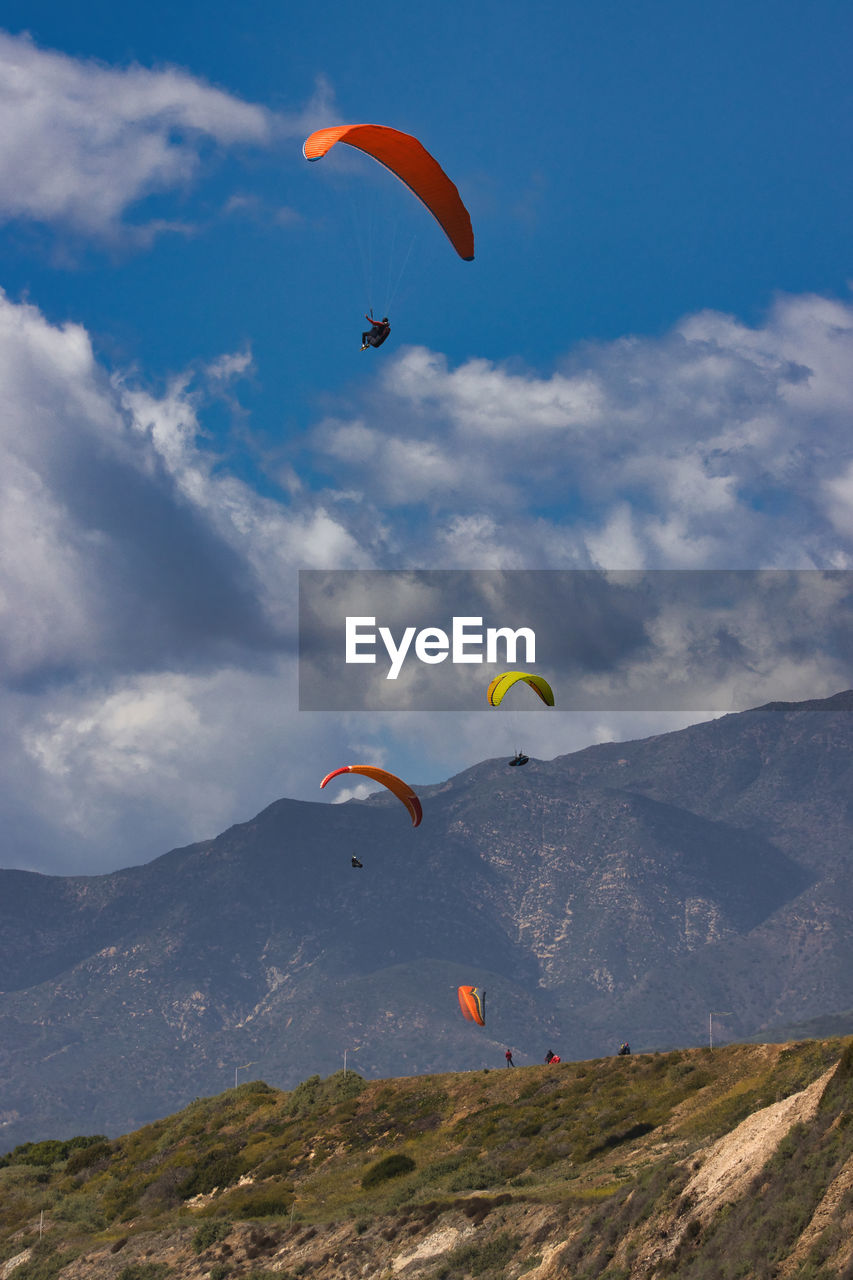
[440,1231,521,1277]
[192,1220,232,1253]
[287,1071,365,1117]
[0,1136,109,1170]
[52,1190,106,1231]
[64,1141,113,1175]
[255,1154,292,1179]
[180,1147,245,1198]
[447,1163,501,1191]
[212,1186,292,1218]
[361,1153,416,1189]
[235,1080,277,1100]
[100,1177,142,1221]
[115,1266,172,1280]
[416,1152,468,1186]
[136,1164,192,1212]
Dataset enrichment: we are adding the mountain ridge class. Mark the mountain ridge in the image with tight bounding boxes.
[2,690,853,1150]
[2,1038,853,1280]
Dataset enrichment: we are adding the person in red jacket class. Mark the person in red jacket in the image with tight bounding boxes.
[361,314,391,350]
[505,1049,514,1067]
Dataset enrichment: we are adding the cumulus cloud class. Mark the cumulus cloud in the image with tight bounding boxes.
[19,666,294,861]
[297,567,853,715]
[315,292,853,571]
[2,288,853,873]
[0,287,374,870]
[0,289,372,685]
[0,30,326,241]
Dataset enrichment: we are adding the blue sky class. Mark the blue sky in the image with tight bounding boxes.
[0,1,852,874]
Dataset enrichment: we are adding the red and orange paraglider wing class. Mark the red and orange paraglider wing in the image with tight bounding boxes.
[303,124,474,261]
[320,765,422,827]
[457,985,486,1026]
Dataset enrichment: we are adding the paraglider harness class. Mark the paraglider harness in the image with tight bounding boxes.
[361,314,391,349]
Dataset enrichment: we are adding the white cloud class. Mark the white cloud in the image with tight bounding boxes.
[824,464,853,539]
[16,663,307,868]
[0,289,367,679]
[2,287,853,873]
[383,347,605,437]
[205,349,255,384]
[0,30,323,240]
[315,291,853,570]
[585,504,645,571]
[0,286,384,870]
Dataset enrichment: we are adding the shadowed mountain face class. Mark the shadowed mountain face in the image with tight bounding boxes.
[2,691,852,1149]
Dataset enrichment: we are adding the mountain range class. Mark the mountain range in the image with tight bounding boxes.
[2,689,853,1150]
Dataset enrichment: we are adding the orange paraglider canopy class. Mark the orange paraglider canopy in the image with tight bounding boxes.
[320,765,423,827]
[303,124,474,261]
[457,985,486,1026]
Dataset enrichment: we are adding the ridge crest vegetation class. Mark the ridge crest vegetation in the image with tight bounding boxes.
[2,1039,853,1279]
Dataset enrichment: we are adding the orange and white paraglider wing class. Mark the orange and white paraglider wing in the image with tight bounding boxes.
[320,764,422,827]
[303,123,474,261]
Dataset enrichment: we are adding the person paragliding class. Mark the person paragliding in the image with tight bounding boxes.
[361,314,391,351]
[321,767,421,866]
[303,125,471,352]
[487,672,553,767]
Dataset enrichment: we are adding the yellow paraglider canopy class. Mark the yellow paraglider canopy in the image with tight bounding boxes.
[486,671,555,708]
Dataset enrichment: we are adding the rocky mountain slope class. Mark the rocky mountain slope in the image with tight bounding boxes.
[2,1038,853,1280]
[2,691,853,1149]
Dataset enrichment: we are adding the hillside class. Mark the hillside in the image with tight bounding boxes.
[2,1039,853,1280]
[3,690,853,1148]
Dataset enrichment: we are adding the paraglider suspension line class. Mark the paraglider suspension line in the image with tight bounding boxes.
[384,232,417,313]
